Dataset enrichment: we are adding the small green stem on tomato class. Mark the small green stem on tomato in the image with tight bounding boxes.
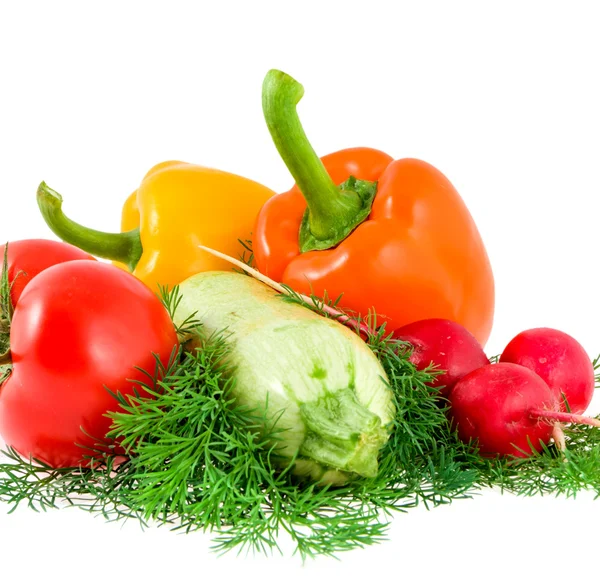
[36,182,143,272]
[0,244,13,325]
[262,70,377,253]
[0,244,14,366]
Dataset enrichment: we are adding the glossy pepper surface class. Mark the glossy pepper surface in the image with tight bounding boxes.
[37,162,275,292]
[254,70,494,346]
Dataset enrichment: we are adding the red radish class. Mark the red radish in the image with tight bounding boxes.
[500,328,595,414]
[449,362,600,457]
[393,318,489,397]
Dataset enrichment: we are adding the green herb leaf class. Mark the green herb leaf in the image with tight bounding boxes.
[157,285,201,338]
[2,289,600,559]
[0,322,473,558]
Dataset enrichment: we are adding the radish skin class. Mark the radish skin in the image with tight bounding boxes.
[500,328,595,415]
[450,362,600,457]
[393,318,488,397]
[449,363,556,457]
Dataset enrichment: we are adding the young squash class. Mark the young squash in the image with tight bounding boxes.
[173,271,395,485]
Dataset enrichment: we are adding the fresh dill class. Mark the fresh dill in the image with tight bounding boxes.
[237,238,255,270]
[0,307,473,558]
[1,284,600,559]
[157,284,201,338]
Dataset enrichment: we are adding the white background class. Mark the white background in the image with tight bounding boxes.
[1,1,600,581]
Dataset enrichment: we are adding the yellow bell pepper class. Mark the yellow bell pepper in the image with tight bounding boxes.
[36,162,275,292]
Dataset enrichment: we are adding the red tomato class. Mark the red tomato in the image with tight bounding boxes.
[1,239,95,305]
[0,260,178,468]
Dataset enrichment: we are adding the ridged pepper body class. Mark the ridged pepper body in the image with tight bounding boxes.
[254,147,494,345]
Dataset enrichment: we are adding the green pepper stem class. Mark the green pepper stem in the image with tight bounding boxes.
[36,182,143,272]
[262,70,376,252]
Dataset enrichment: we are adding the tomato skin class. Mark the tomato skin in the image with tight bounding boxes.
[0,260,178,468]
[1,239,95,306]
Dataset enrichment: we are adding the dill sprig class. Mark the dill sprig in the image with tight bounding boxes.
[108,327,474,557]
[2,281,600,559]
[469,422,600,497]
[237,238,255,270]
[157,284,201,338]
[0,304,474,558]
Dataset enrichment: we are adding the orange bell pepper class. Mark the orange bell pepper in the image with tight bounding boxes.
[253,70,494,346]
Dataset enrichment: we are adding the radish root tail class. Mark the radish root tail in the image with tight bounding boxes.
[532,409,600,428]
[552,423,567,452]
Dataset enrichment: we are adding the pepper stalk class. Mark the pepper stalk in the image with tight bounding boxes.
[36,182,143,272]
[262,69,378,252]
